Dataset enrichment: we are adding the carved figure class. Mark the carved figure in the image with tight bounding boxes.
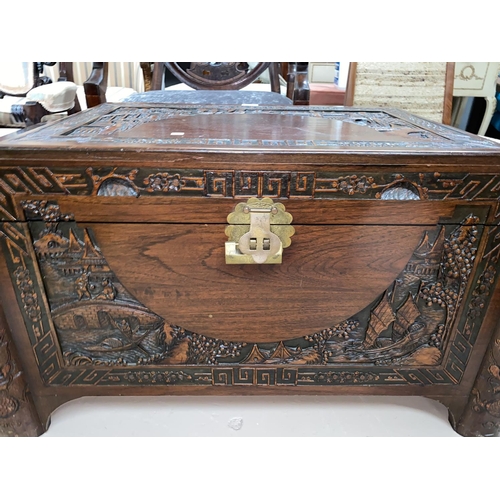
[96,278,116,301]
[75,270,92,300]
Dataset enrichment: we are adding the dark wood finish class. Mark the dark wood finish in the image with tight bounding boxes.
[22,102,50,126]
[285,62,310,105]
[344,62,358,107]
[83,62,108,109]
[443,62,455,126]
[280,63,289,81]
[288,62,310,105]
[456,317,500,436]
[268,63,281,94]
[1,104,500,436]
[286,62,296,101]
[151,62,164,92]
[140,62,153,92]
[161,62,271,91]
[87,223,430,341]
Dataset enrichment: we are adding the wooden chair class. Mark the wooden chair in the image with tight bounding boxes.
[345,62,455,125]
[152,62,281,92]
[83,62,310,107]
[0,62,79,128]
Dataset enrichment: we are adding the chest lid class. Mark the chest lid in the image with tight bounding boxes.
[1,103,499,160]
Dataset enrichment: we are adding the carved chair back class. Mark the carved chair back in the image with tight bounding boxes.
[82,62,310,107]
[150,62,281,93]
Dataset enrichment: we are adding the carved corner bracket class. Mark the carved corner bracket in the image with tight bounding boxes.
[0,306,42,437]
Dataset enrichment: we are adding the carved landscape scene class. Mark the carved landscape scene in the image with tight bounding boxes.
[28,211,480,369]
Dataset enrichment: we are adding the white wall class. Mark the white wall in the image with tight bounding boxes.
[43,395,459,437]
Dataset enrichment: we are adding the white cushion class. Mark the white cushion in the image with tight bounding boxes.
[26,81,78,112]
[44,63,145,92]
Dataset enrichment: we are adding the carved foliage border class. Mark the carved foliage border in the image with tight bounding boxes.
[1,166,500,226]
[456,202,500,435]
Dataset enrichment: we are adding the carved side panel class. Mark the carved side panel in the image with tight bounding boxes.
[457,329,500,436]
[456,204,500,436]
[0,306,42,437]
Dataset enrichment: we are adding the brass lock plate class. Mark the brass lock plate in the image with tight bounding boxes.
[225,198,295,264]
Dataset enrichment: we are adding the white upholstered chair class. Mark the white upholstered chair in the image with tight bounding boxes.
[0,62,78,131]
[43,62,144,109]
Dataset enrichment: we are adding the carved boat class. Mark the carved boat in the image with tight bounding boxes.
[361,292,395,349]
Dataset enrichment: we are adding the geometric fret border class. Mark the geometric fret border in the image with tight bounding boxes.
[2,167,500,224]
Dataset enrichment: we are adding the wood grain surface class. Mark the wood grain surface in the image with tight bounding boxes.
[89,223,432,341]
[56,197,463,225]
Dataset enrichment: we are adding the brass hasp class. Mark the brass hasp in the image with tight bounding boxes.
[225,198,295,264]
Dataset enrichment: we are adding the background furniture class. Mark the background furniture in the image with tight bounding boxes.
[306,62,345,106]
[309,83,345,105]
[84,62,310,107]
[0,62,78,131]
[152,62,281,92]
[345,62,455,124]
[451,62,500,135]
[43,62,144,110]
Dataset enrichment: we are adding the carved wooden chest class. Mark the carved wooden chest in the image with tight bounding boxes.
[1,103,500,436]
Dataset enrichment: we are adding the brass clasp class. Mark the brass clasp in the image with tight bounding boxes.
[225,198,294,264]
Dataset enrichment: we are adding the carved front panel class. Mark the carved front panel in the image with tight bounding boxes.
[1,196,498,389]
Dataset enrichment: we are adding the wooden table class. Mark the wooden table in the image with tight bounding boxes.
[1,103,500,437]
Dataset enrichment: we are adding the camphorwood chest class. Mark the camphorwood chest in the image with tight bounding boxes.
[1,103,500,436]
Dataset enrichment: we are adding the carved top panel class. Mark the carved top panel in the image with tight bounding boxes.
[1,104,499,155]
